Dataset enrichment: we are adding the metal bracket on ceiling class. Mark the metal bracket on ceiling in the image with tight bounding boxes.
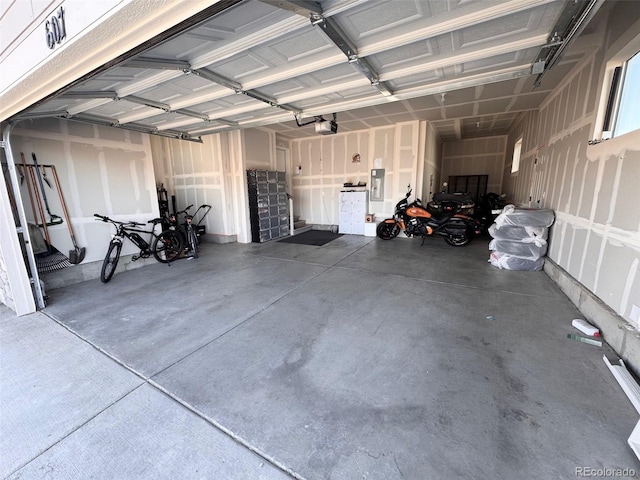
[125,96,213,122]
[212,118,240,127]
[66,112,203,143]
[125,57,191,71]
[59,90,119,100]
[11,110,70,121]
[532,0,605,87]
[189,67,241,92]
[259,0,321,17]
[264,0,392,97]
[124,57,302,114]
[126,95,173,113]
[190,67,301,114]
[126,57,299,115]
[121,56,302,125]
[309,14,392,97]
[55,84,236,132]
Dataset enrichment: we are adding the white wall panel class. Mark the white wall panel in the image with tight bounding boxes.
[11,118,156,264]
[290,122,422,225]
[150,128,262,242]
[502,10,640,326]
[441,135,506,194]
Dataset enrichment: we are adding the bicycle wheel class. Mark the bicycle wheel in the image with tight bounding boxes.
[188,228,199,259]
[101,241,122,283]
[152,230,183,263]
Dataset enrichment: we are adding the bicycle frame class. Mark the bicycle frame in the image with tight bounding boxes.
[111,221,158,259]
[95,214,182,282]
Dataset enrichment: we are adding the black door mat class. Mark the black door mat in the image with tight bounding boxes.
[278,230,342,246]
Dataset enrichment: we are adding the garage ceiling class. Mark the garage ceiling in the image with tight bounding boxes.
[13,0,602,142]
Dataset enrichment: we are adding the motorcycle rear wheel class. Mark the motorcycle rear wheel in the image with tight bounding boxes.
[377,221,400,239]
[444,229,471,247]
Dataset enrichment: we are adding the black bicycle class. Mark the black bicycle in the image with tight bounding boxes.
[165,204,211,259]
[94,214,183,283]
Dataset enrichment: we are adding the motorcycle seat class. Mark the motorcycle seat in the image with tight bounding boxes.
[429,211,459,225]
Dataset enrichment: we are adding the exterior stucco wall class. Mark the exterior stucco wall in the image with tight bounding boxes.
[0,166,16,311]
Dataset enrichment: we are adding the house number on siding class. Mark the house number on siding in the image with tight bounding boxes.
[45,7,66,49]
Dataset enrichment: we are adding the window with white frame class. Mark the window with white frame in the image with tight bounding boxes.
[511,137,523,173]
[612,50,640,137]
[594,27,640,142]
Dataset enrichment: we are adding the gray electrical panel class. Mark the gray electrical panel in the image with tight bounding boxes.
[370,169,385,201]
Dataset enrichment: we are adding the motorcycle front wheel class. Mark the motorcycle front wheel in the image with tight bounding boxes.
[377,221,400,239]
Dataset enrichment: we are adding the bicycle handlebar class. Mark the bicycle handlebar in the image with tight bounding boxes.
[94,213,145,227]
[94,213,108,221]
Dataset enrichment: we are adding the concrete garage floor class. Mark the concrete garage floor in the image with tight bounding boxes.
[2,235,639,479]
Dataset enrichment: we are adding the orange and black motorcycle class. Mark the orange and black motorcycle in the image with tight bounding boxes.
[376,185,480,246]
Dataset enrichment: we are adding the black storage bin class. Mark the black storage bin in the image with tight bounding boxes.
[247,169,289,242]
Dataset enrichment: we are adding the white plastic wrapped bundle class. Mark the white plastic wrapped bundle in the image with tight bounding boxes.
[488,206,554,270]
[489,251,545,271]
[488,223,548,241]
[489,238,548,259]
[493,205,555,229]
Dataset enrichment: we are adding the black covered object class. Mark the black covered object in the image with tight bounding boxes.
[278,230,342,246]
[432,192,474,203]
[429,191,475,216]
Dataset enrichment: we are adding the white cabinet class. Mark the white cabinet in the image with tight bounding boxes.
[339,191,368,234]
